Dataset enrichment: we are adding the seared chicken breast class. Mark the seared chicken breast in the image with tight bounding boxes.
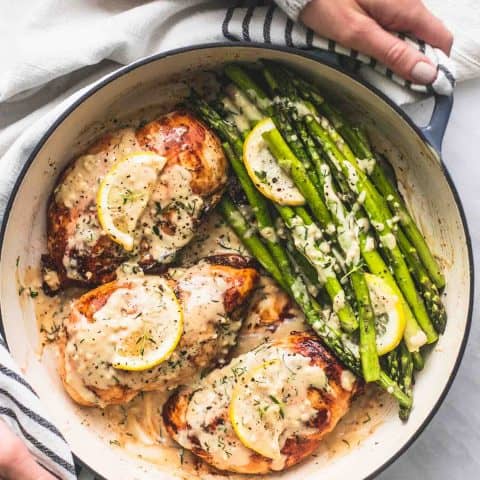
[164,332,361,474]
[233,276,309,356]
[43,111,227,293]
[59,258,258,407]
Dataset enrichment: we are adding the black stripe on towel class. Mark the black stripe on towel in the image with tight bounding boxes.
[418,39,426,53]
[369,57,377,68]
[0,364,38,396]
[0,388,64,439]
[328,39,335,52]
[263,4,276,44]
[222,6,236,41]
[0,406,75,475]
[438,64,456,87]
[306,29,313,48]
[285,18,294,47]
[242,6,255,41]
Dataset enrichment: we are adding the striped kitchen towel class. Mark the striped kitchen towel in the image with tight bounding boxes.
[223,3,456,101]
[0,336,76,479]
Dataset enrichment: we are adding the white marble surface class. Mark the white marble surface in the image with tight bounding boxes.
[378,79,480,479]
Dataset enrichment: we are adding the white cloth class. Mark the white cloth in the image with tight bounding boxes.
[0,1,479,479]
[275,0,310,20]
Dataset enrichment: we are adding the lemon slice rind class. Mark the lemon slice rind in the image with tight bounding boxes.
[97,152,166,251]
[111,277,183,372]
[365,273,406,356]
[229,359,285,461]
[243,118,305,206]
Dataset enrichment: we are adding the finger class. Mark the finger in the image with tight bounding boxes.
[359,0,453,54]
[337,17,438,84]
[0,420,55,480]
[401,7,453,55]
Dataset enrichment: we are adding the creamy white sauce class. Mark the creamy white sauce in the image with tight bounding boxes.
[226,85,263,122]
[179,213,250,266]
[246,88,272,112]
[344,162,360,192]
[408,330,429,351]
[288,215,336,285]
[364,235,376,252]
[340,370,357,392]
[56,128,143,279]
[380,233,397,250]
[332,290,346,313]
[357,157,376,175]
[63,262,242,406]
[371,220,385,232]
[221,96,251,133]
[181,343,330,472]
[64,276,180,396]
[260,226,277,243]
[318,161,365,267]
[55,128,142,209]
[357,217,370,232]
[141,164,204,263]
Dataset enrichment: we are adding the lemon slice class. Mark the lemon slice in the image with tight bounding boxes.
[244,118,305,206]
[97,152,166,251]
[365,273,406,356]
[229,359,287,461]
[110,277,183,371]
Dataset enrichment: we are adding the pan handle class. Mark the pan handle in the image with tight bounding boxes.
[305,48,453,153]
[420,94,453,154]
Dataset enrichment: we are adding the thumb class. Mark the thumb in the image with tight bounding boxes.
[342,18,437,84]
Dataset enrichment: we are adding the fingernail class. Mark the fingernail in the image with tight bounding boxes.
[411,61,437,84]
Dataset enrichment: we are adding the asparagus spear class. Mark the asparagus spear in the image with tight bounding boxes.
[263,74,428,352]
[396,229,447,333]
[261,123,334,230]
[191,95,293,281]
[259,72,379,379]
[352,135,445,290]
[412,350,425,371]
[256,124,358,332]
[335,127,446,331]
[398,342,414,420]
[275,205,358,333]
[285,67,445,290]
[304,114,438,345]
[193,93,349,327]
[307,135,429,351]
[350,270,381,382]
[220,197,412,409]
[218,196,287,290]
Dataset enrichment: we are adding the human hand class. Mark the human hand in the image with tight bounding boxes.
[299,0,453,84]
[0,419,55,480]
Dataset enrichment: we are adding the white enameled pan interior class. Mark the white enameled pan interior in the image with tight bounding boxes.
[0,45,472,480]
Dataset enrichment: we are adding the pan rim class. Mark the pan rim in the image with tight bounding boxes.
[0,42,474,480]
